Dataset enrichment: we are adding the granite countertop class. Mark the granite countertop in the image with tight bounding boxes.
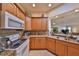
[0,50,15,56]
[29,35,48,37]
[49,35,79,45]
[29,35,79,45]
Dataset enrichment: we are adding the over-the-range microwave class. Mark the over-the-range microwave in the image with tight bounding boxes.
[0,11,24,29]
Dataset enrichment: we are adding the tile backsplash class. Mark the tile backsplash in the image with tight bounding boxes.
[28,31,48,35]
[0,29,21,37]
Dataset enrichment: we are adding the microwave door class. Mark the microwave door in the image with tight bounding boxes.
[8,19,23,28]
[4,12,24,29]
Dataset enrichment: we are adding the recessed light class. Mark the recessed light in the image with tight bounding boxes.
[32,4,36,7]
[74,9,79,12]
[48,4,52,7]
[55,16,58,18]
[53,22,56,25]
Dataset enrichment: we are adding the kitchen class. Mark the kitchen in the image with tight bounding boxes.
[0,3,79,56]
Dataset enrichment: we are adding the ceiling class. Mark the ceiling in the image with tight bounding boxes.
[19,3,63,13]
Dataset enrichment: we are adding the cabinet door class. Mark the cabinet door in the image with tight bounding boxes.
[50,38,56,53]
[10,4,17,16]
[30,37,35,49]
[40,38,46,49]
[4,3,17,16]
[34,38,41,49]
[41,18,48,30]
[68,43,79,56]
[56,40,67,56]
[17,8,25,20]
[47,38,56,53]
[68,46,79,56]
[31,18,41,30]
[31,19,37,30]
[25,16,31,30]
[47,38,51,51]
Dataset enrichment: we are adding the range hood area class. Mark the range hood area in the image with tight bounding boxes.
[0,11,24,29]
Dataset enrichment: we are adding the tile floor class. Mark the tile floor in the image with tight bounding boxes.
[29,50,55,56]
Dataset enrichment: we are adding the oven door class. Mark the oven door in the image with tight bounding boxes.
[4,12,24,29]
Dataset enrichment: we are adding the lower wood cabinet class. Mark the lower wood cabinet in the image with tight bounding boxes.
[34,38,41,49]
[47,38,56,54]
[30,37,79,56]
[40,38,46,49]
[30,37,35,49]
[68,46,79,56]
[30,37,46,49]
[56,40,67,56]
[68,43,79,56]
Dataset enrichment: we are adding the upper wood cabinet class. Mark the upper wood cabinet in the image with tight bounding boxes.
[25,16,31,30]
[41,18,48,30]
[17,8,25,20]
[2,3,25,21]
[31,17,48,31]
[31,17,41,30]
[4,3,17,16]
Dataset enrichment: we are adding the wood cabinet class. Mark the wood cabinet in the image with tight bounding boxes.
[0,3,27,29]
[4,3,17,16]
[31,18,41,30]
[68,46,79,56]
[17,8,25,20]
[2,3,25,21]
[56,40,67,56]
[30,37,46,49]
[25,16,31,30]
[30,37,35,49]
[41,18,48,30]
[40,37,46,49]
[34,38,41,49]
[30,37,79,56]
[31,17,48,31]
[68,43,79,56]
[47,38,56,54]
